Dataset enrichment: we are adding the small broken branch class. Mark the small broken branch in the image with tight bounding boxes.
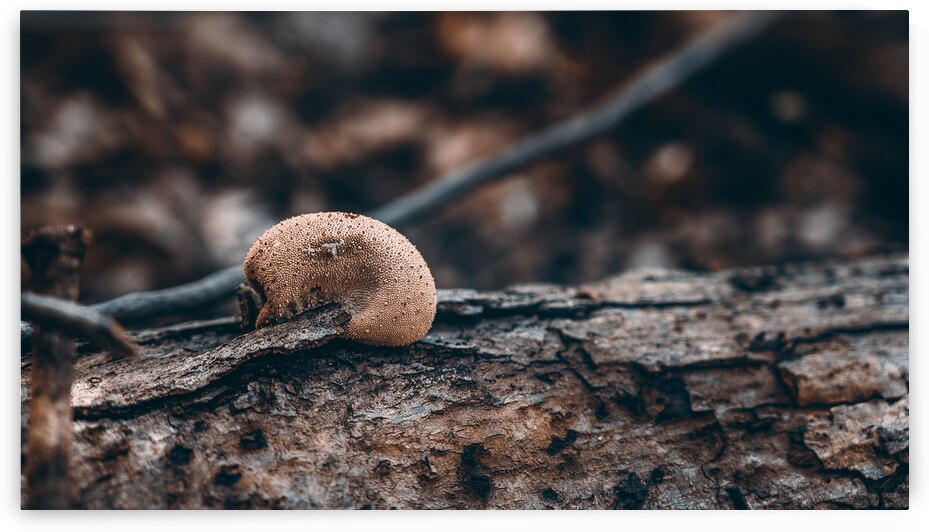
[22,292,141,360]
[22,224,91,509]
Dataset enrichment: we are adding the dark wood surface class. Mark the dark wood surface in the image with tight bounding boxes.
[20,254,908,509]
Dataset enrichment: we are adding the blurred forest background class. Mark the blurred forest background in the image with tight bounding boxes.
[21,11,908,303]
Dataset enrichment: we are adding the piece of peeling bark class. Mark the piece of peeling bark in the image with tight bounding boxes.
[20,254,908,509]
[779,332,908,406]
[68,304,350,416]
[804,398,909,481]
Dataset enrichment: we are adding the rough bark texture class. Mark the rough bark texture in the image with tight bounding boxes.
[20,254,908,509]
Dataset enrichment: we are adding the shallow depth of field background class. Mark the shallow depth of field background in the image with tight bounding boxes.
[21,11,908,303]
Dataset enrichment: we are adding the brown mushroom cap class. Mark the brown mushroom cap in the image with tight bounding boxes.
[243,212,436,346]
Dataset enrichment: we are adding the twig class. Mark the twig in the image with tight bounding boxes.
[19,11,778,337]
[22,225,90,509]
[92,265,244,323]
[22,292,141,359]
[70,303,351,417]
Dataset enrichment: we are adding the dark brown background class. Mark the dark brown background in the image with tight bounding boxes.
[21,11,908,302]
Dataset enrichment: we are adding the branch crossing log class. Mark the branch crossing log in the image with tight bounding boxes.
[20,254,908,509]
[22,292,141,359]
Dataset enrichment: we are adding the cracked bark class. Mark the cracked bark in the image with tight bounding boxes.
[20,254,908,509]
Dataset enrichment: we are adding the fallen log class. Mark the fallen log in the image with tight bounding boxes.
[20,254,908,509]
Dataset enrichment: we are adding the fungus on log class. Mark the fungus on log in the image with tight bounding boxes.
[19,254,908,509]
[240,212,436,346]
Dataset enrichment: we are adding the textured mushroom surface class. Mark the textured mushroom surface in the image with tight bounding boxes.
[243,212,436,346]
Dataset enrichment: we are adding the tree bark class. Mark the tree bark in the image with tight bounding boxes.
[20,254,909,509]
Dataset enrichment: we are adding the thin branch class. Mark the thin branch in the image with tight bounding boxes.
[92,265,244,323]
[20,267,245,340]
[22,292,141,360]
[19,11,778,339]
[369,11,779,226]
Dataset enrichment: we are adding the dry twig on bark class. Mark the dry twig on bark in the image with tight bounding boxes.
[22,292,141,360]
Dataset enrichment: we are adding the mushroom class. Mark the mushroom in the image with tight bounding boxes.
[239,212,436,346]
